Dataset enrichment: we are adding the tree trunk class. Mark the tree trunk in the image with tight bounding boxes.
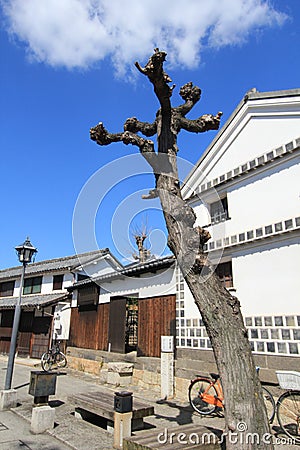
[90,48,274,449]
[155,152,272,449]
[155,92,273,446]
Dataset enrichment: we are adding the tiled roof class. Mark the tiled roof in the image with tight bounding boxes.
[69,255,176,290]
[0,249,110,281]
[0,293,69,309]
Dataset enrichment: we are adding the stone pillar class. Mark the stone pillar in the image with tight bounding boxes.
[113,411,132,449]
[161,336,174,399]
[0,389,17,410]
[31,405,55,434]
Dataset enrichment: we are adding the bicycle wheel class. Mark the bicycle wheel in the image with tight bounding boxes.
[276,390,300,443]
[41,352,53,371]
[188,378,219,415]
[56,351,67,368]
[262,386,276,423]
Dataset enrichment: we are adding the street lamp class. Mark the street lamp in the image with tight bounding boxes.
[4,237,37,390]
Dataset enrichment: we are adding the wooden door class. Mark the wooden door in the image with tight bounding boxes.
[18,311,34,356]
[108,297,126,353]
[30,316,52,358]
[0,309,14,354]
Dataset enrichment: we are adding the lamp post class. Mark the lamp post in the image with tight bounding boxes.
[4,237,37,390]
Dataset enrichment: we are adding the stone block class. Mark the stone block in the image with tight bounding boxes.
[31,405,55,434]
[107,362,134,386]
[132,369,143,382]
[108,362,134,373]
[107,372,132,386]
[0,389,17,410]
[175,377,191,400]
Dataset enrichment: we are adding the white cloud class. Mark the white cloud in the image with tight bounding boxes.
[1,0,287,75]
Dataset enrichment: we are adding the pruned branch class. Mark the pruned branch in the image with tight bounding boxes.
[90,122,123,145]
[124,117,157,137]
[180,111,223,133]
[90,122,158,172]
[176,82,201,116]
[141,189,158,199]
[122,131,158,170]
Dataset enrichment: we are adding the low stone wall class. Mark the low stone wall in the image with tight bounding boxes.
[66,346,298,398]
[67,355,104,376]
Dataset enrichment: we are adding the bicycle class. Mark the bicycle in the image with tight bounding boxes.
[274,371,300,443]
[188,371,276,423]
[41,341,67,371]
[188,370,300,443]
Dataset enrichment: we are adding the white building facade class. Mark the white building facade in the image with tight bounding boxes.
[180,89,300,363]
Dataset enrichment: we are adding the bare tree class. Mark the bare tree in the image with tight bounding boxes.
[131,221,151,263]
[90,49,273,449]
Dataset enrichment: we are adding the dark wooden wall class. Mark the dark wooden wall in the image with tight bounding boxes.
[0,310,52,358]
[30,316,52,358]
[0,327,11,354]
[138,294,176,357]
[69,303,109,351]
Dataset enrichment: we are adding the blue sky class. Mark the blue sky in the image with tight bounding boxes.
[0,0,299,269]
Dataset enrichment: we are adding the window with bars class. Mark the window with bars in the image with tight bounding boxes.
[210,196,229,224]
[77,284,99,311]
[215,261,233,288]
[23,276,42,295]
[53,274,64,291]
[0,280,15,297]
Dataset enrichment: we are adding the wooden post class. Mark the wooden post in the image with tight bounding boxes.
[113,411,133,449]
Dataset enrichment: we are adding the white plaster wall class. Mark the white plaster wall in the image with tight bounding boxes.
[41,272,74,294]
[190,156,300,244]
[232,238,300,316]
[63,273,74,288]
[71,290,77,307]
[183,95,300,197]
[226,158,300,236]
[12,271,74,297]
[182,282,201,318]
[81,257,121,278]
[52,302,71,340]
[204,116,299,181]
[98,267,176,304]
[13,278,21,297]
[191,202,211,227]
[41,274,52,294]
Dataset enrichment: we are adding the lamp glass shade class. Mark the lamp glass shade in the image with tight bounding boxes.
[15,237,37,264]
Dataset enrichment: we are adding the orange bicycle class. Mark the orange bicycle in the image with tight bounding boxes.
[188,372,276,423]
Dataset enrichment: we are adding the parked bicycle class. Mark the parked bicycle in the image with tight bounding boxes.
[41,341,67,372]
[274,370,300,443]
[188,369,300,443]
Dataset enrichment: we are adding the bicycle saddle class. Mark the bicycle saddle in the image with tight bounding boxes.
[210,373,220,380]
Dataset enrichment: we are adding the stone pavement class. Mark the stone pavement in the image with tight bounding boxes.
[0,355,298,449]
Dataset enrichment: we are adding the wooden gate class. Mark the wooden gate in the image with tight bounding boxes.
[137,294,176,357]
[108,297,126,353]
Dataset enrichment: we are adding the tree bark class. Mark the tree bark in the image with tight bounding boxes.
[90,49,273,449]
